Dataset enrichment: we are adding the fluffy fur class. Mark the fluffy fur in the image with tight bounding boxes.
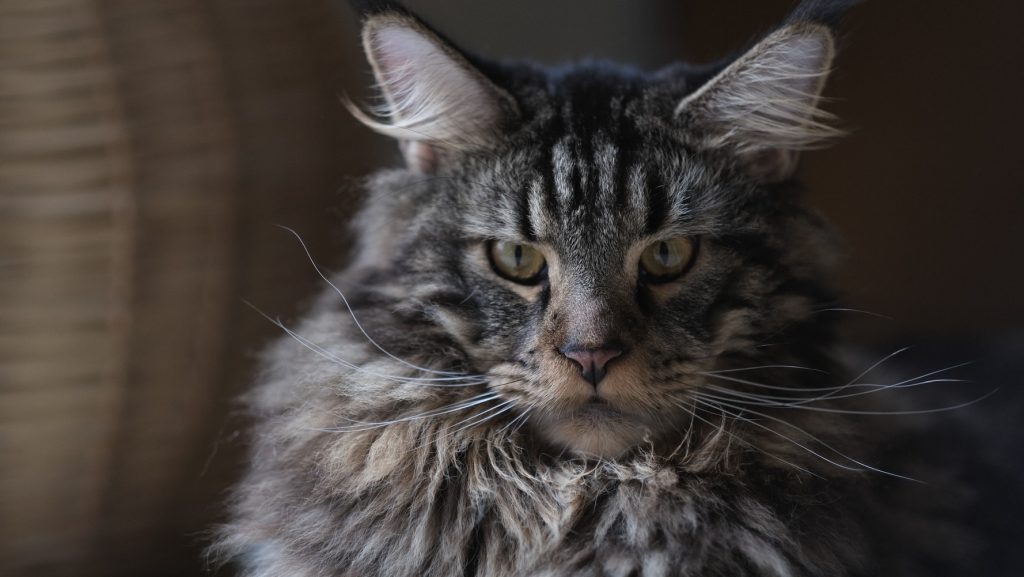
[213,1,972,575]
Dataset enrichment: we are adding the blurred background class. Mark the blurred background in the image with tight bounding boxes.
[1,1,1021,575]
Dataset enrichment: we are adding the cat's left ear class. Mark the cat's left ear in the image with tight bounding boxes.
[675,0,856,181]
[346,1,518,172]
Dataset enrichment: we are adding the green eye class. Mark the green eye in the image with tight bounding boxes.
[639,237,697,282]
[488,241,546,284]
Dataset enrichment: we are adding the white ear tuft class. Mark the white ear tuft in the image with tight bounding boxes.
[347,15,516,171]
[675,24,841,180]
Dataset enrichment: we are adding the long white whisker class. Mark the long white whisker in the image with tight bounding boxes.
[277,225,463,376]
[511,402,538,437]
[316,393,502,433]
[752,390,999,416]
[694,396,871,475]
[809,307,894,320]
[703,359,976,410]
[887,361,976,387]
[703,364,829,375]
[701,372,889,393]
[842,347,910,389]
[414,399,520,452]
[671,396,820,478]
[781,347,912,407]
[497,402,534,436]
[705,378,972,406]
[692,395,921,482]
[667,397,699,461]
[450,399,519,433]
[246,301,485,385]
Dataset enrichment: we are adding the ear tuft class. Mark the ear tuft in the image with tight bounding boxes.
[346,11,516,171]
[675,23,841,181]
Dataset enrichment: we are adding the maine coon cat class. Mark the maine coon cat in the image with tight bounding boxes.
[214,1,975,575]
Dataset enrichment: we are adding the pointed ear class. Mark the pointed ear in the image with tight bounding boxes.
[674,22,840,182]
[346,6,518,172]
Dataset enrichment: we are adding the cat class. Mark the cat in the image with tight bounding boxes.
[212,1,979,575]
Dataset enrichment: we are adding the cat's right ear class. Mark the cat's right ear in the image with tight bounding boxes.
[345,1,518,173]
[674,0,857,182]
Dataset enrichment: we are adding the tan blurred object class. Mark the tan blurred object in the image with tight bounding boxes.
[0,0,371,575]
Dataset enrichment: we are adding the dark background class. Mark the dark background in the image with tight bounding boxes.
[1,1,1021,575]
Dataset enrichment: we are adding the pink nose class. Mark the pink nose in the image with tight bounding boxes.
[560,346,624,387]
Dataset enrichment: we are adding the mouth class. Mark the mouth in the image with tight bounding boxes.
[532,399,653,459]
[577,395,615,411]
[565,395,636,424]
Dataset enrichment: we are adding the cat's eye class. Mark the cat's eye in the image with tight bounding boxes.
[639,237,697,283]
[488,241,547,284]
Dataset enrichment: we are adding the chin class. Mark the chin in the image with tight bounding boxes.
[533,403,655,459]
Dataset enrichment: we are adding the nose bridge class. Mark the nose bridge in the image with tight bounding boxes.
[556,264,630,347]
[562,289,613,347]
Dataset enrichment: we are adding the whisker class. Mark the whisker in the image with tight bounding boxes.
[413,399,521,452]
[705,377,972,406]
[703,364,830,375]
[701,358,978,418]
[780,347,914,407]
[667,397,699,461]
[276,225,464,376]
[497,402,535,436]
[885,361,976,386]
[511,406,535,436]
[701,372,888,393]
[451,399,519,435]
[842,347,910,389]
[691,395,920,482]
[315,393,502,433]
[319,370,530,433]
[753,389,999,416]
[809,307,894,320]
[246,301,486,385]
[670,396,820,478]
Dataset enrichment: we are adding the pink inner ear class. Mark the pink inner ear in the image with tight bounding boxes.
[371,26,424,103]
[775,33,830,97]
[369,22,499,127]
[355,20,507,154]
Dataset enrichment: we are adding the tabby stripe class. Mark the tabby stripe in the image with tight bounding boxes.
[595,136,618,217]
[583,137,600,218]
[612,140,630,216]
[526,175,548,240]
[515,181,536,241]
[537,128,560,223]
[570,138,587,214]
[626,163,648,233]
[645,170,669,234]
[552,138,575,212]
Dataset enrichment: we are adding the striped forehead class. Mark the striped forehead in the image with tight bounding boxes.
[526,132,653,242]
[464,138,698,242]
[461,77,704,245]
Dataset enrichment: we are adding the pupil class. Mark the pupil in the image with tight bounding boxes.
[658,242,669,265]
[514,245,523,267]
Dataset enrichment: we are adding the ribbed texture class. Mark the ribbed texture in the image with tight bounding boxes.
[0,0,372,575]
[1,0,139,572]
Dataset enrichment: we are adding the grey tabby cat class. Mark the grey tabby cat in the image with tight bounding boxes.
[214,1,968,575]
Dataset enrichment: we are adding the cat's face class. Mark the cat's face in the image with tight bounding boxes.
[350,6,842,457]
[455,141,747,457]
[415,130,835,458]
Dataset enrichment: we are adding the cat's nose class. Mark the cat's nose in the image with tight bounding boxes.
[560,345,624,387]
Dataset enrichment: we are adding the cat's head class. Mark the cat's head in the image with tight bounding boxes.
[346,0,853,458]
